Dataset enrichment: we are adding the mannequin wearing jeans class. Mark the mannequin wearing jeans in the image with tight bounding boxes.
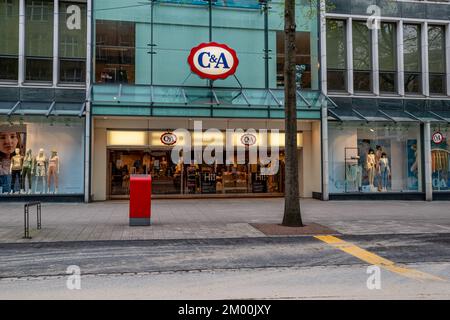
[47,150,60,194]
[10,148,23,193]
[21,149,33,194]
[379,152,391,192]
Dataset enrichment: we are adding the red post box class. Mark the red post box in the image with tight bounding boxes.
[129,175,152,226]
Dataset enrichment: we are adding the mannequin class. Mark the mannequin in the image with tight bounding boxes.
[366,149,376,191]
[379,152,391,192]
[33,148,47,194]
[47,150,60,194]
[10,148,23,193]
[21,149,33,194]
[160,156,168,176]
[375,145,383,191]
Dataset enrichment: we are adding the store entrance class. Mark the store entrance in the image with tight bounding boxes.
[108,149,181,197]
[107,148,287,198]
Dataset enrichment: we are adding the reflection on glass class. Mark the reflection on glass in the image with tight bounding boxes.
[428,25,446,95]
[328,122,422,193]
[95,20,135,84]
[0,0,19,80]
[326,19,346,91]
[353,21,372,92]
[403,24,421,94]
[378,22,397,93]
[25,0,53,82]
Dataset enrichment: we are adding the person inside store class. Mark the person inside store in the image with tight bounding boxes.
[0,131,21,194]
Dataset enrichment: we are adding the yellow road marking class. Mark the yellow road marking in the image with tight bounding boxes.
[315,235,446,282]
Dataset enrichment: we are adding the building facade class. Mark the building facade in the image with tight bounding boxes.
[0,0,91,201]
[320,0,450,200]
[89,0,326,201]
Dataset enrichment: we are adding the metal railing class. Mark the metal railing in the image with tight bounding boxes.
[23,202,42,239]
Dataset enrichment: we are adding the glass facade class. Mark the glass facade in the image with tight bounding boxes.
[25,0,54,82]
[0,0,19,81]
[93,0,319,90]
[0,117,85,195]
[328,122,422,194]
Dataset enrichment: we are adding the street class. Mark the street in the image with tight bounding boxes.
[1,232,449,299]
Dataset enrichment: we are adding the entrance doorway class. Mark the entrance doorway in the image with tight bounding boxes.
[107,148,288,199]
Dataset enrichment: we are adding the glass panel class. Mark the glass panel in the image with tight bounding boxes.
[429,74,446,95]
[430,124,450,192]
[352,21,372,71]
[403,24,421,73]
[404,73,421,94]
[378,22,396,72]
[327,70,346,91]
[380,72,397,93]
[277,31,311,89]
[25,0,54,81]
[328,122,422,193]
[326,19,346,70]
[59,1,87,83]
[0,0,19,80]
[354,71,371,92]
[95,20,135,84]
[25,58,52,81]
[428,25,445,74]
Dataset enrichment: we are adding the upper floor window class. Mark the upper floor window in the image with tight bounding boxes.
[428,25,446,96]
[95,20,135,84]
[59,1,86,84]
[403,24,422,95]
[352,21,372,93]
[378,22,397,94]
[326,19,346,92]
[25,0,53,82]
[276,31,311,89]
[0,0,19,81]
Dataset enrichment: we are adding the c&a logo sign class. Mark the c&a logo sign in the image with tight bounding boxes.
[188,42,239,80]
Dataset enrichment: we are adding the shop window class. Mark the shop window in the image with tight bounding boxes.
[403,24,422,95]
[59,2,87,84]
[326,19,346,92]
[95,20,135,84]
[378,22,397,94]
[276,31,311,89]
[0,0,19,80]
[428,25,446,96]
[353,21,372,93]
[0,118,85,196]
[431,126,450,192]
[25,0,53,82]
[328,122,422,194]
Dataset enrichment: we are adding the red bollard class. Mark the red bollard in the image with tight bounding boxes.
[129,175,152,226]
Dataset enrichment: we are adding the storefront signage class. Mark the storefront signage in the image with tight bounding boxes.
[160,132,178,146]
[188,42,239,80]
[240,133,257,146]
[432,131,444,144]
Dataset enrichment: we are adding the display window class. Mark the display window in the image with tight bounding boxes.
[107,149,285,197]
[431,125,450,191]
[0,117,85,196]
[328,122,422,193]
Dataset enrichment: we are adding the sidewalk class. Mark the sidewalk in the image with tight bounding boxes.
[0,198,450,243]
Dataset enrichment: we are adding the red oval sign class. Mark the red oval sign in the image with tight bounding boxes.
[187,42,239,81]
[432,132,444,144]
[160,132,177,146]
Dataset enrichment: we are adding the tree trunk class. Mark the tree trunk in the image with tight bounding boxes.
[282,0,303,227]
